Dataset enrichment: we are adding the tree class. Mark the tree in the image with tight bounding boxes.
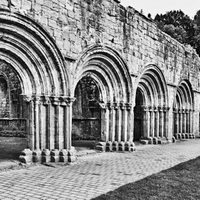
[154,10,194,46]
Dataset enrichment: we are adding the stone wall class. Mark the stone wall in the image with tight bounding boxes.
[0,0,200,147]
[1,0,198,88]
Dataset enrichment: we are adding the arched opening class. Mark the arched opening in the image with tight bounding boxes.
[0,9,70,162]
[72,45,133,149]
[134,65,169,142]
[173,80,194,138]
[134,88,144,141]
[72,76,101,148]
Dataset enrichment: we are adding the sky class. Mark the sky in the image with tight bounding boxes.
[120,0,200,19]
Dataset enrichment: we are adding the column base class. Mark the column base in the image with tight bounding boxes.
[95,141,136,152]
[19,148,77,164]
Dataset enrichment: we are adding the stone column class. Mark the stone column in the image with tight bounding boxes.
[180,109,183,134]
[186,109,189,133]
[120,102,127,142]
[150,107,155,138]
[22,95,33,150]
[126,103,133,142]
[143,106,151,138]
[190,110,194,133]
[115,103,122,142]
[108,102,115,142]
[99,102,109,142]
[40,96,49,150]
[65,97,76,150]
[160,107,164,138]
[33,96,40,150]
[156,107,160,137]
[50,97,60,150]
[165,107,170,138]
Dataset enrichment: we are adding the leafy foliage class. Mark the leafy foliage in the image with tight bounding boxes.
[154,10,200,57]
[154,10,195,46]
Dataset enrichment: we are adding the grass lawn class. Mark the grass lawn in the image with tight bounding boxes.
[92,157,200,200]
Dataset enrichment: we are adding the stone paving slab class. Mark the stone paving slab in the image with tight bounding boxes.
[0,139,200,199]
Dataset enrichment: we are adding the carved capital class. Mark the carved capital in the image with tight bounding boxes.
[113,102,119,110]
[107,102,113,110]
[41,96,50,106]
[120,102,126,110]
[21,95,32,103]
[126,103,132,110]
[50,96,60,106]
[60,96,76,107]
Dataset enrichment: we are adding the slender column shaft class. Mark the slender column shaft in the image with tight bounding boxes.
[156,108,160,137]
[34,97,40,150]
[151,108,155,137]
[177,111,179,134]
[180,109,183,134]
[160,108,164,138]
[127,104,134,142]
[115,106,122,142]
[147,108,151,138]
[121,103,127,142]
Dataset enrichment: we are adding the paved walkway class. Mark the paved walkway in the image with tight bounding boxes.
[1,139,200,200]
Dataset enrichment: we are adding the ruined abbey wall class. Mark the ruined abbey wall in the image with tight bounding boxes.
[0,0,200,157]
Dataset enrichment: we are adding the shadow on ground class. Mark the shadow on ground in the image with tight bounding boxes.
[0,137,27,161]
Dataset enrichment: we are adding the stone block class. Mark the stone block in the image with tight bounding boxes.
[125,142,136,151]
[118,142,125,151]
[189,133,193,139]
[32,150,42,163]
[106,141,112,152]
[172,136,176,143]
[68,149,77,163]
[51,149,60,162]
[59,149,68,162]
[181,133,185,139]
[19,149,33,164]
[185,133,189,139]
[153,137,158,144]
[41,149,51,163]
[148,137,153,144]
[112,141,118,151]
[95,142,106,151]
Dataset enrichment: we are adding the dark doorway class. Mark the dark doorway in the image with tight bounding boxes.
[134,89,144,141]
[72,76,101,149]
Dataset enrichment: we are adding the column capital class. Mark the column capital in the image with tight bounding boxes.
[59,96,76,107]
[50,96,60,106]
[142,106,150,112]
[113,102,119,110]
[120,102,126,110]
[126,103,132,110]
[21,94,32,103]
[41,95,51,106]
[107,102,113,110]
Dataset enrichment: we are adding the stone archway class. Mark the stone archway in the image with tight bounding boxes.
[173,80,194,139]
[72,45,134,150]
[0,10,71,163]
[134,65,169,142]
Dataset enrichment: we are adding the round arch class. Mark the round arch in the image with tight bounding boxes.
[71,45,133,144]
[134,64,169,141]
[72,45,133,104]
[0,8,69,97]
[173,79,194,137]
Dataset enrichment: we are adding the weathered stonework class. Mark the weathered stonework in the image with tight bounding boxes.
[0,0,200,163]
